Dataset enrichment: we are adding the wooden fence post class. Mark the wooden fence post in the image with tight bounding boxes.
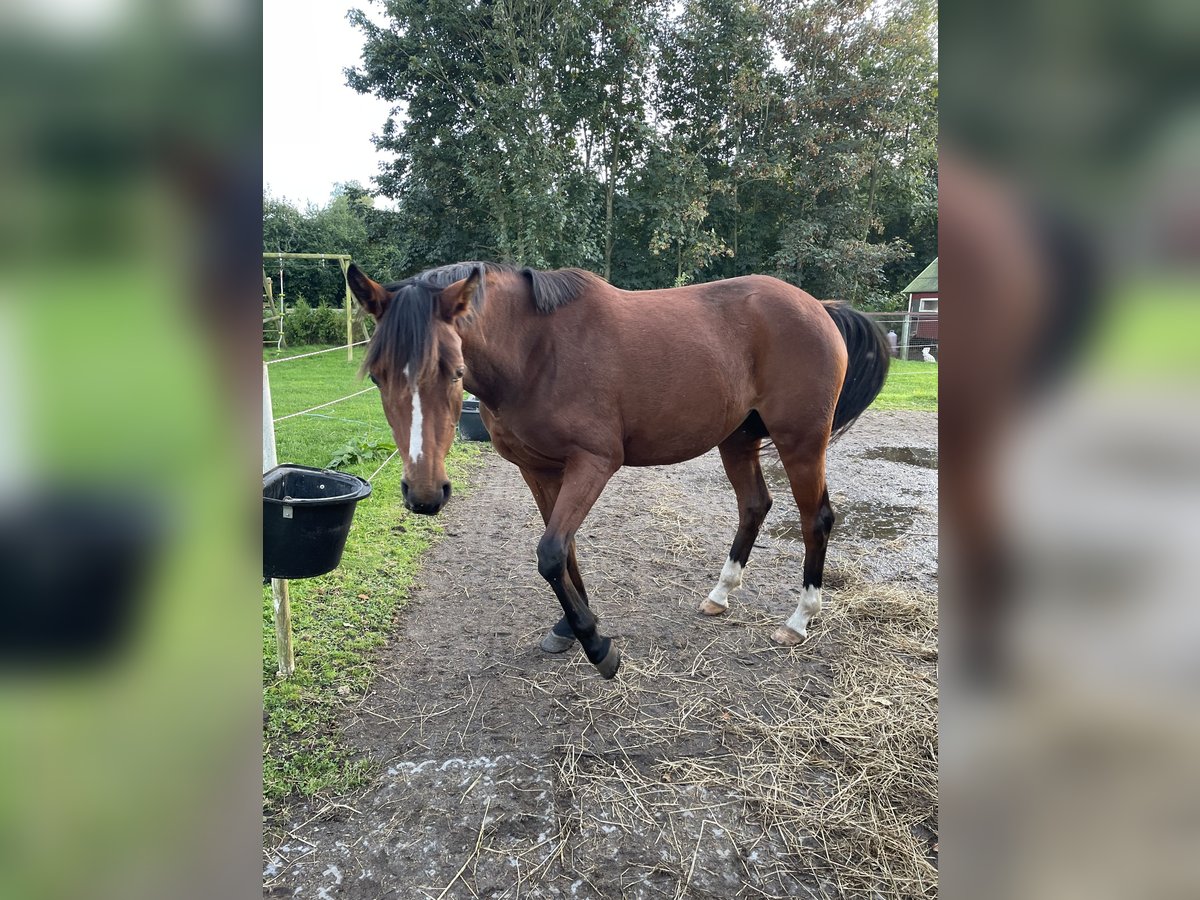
[262,363,295,677]
[340,257,354,361]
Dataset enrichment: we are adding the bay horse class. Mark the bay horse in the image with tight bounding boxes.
[347,262,889,679]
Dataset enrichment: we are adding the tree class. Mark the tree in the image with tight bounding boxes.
[653,0,782,279]
[767,0,937,305]
[347,0,611,268]
[319,0,938,302]
[577,2,661,279]
[643,138,730,285]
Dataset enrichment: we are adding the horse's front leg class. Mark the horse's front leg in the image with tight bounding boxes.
[517,468,586,654]
[540,541,587,653]
[535,456,620,679]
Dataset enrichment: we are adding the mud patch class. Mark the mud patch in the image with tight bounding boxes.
[769,501,916,543]
[860,446,939,469]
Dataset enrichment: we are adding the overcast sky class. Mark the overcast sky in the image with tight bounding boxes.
[263,0,396,209]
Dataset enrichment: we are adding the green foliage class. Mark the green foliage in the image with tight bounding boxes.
[267,0,937,304]
[282,299,347,346]
[862,292,911,314]
[327,436,396,470]
[263,182,401,306]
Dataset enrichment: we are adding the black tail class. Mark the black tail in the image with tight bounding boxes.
[823,302,891,439]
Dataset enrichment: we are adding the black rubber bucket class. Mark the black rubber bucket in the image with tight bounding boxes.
[459,397,491,442]
[263,464,372,580]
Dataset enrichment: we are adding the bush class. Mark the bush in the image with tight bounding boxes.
[283,299,348,345]
[327,437,396,470]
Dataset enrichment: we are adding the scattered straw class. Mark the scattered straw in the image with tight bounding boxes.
[507,563,940,899]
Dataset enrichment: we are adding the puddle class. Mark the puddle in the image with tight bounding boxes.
[859,446,938,469]
[759,458,919,542]
[768,501,915,543]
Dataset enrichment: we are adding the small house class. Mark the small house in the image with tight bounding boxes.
[898,258,937,358]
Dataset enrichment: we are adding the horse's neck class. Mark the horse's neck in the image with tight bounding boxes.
[458,289,531,410]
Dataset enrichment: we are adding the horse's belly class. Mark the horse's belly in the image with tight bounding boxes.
[621,420,741,466]
[617,377,751,465]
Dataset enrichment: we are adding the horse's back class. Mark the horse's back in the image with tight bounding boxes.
[570,275,847,465]
[612,274,846,389]
[694,273,848,394]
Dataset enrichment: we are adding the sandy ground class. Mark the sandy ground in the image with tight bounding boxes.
[264,410,938,899]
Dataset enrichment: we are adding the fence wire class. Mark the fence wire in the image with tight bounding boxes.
[367,449,400,482]
[272,386,378,423]
[266,340,370,366]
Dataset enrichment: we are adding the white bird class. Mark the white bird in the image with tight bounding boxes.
[922,346,937,363]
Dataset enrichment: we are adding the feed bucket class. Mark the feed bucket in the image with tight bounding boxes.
[263,464,372,579]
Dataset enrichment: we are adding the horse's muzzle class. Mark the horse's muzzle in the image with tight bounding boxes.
[402,479,452,516]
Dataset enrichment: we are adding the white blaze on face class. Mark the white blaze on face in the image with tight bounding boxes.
[785,585,823,638]
[706,558,744,609]
[406,364,424,461]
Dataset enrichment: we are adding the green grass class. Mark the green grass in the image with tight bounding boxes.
[871,358,938,411]
[263,344,483,814]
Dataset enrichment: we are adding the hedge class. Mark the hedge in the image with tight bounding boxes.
[283,299,349,346]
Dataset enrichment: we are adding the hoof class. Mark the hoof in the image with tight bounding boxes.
[697,598,728,616]
[540,630,576,653]
[772,626,806,647]
[594,643,621,680]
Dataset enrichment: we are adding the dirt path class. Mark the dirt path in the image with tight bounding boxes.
[265,411,938,900]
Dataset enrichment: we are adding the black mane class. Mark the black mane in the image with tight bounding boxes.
[362,261,601,379]
[522,267,600,313]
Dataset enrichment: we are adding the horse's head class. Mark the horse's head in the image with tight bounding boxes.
[347,262,481,515]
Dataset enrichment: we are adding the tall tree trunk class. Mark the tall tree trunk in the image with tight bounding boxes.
[732,180,739,261]
[604,71,624,282]
[853,132,885,304]
[604,177,615,280]
[862,131,884,240]
[863,163,879,240]
[496,204,509,261]
[604,132,617,280]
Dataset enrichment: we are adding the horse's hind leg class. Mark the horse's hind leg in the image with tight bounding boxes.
[699,431,772,616]
[772,435,836,645]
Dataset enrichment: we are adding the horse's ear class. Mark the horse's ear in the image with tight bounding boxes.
[438,269,481,323]
[346,263,389,319]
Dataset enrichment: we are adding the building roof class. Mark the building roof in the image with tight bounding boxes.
[901,258,937,294]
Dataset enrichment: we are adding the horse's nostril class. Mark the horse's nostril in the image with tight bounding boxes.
[441,481,452,502]
[401,479,410,499]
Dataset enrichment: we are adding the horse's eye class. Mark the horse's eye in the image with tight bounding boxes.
[453,367,465,381]
[368,374,380,386]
